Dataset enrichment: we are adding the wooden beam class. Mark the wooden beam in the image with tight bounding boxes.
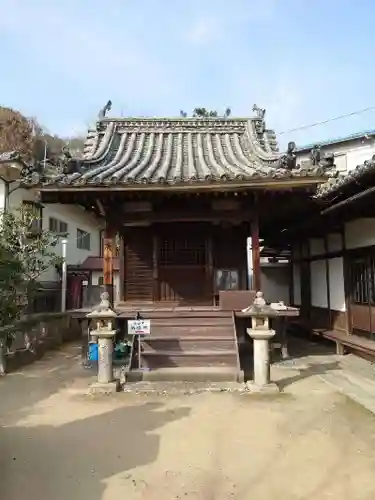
[121,210,252,224]
[251,214,261,291]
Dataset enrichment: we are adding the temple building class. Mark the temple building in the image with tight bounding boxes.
[25,104,334,379]
[34,104,330,307]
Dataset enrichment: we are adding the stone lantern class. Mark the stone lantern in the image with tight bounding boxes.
[86,292,119,393]
[245,291,279,393]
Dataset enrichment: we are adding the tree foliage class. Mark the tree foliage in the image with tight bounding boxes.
[0,205,63,315]
[0,106,85,165]
[0,107,35,161]
[0,244,24,328]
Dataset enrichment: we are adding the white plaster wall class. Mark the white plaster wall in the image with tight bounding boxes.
[328,257,346,311]
[297,138,375,174]
[310,260,328,308]
[293,263,301,305]
[327,233,342,252]
[261,266,290,304]
[345,218,375,249]
[309,238,325,256]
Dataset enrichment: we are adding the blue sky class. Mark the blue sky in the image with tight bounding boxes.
[0,0,374,148]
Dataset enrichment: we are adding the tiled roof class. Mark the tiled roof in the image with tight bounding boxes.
[317,155,375,198]
[45,117,329,187]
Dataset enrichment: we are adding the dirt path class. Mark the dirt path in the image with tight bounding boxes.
[1,342,375,499]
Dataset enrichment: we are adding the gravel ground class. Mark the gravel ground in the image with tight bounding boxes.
[1,342,375,499]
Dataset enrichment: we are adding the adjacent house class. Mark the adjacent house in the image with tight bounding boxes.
[0,152,104,310]
[289,135,375,357]
[296,128,375,174]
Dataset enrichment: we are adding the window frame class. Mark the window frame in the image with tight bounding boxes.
[77,228,91,251]
[348,249,375,306]
[49,217,68,235]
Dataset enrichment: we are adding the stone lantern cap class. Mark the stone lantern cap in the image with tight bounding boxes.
[242,291,277,318]
[87,292,118,320]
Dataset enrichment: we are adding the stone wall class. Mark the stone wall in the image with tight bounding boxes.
[0,312,81,374]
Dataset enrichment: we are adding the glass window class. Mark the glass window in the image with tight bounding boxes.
[49,217,68,235]
[77,229,91,250]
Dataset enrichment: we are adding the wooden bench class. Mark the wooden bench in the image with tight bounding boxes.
[290,318,375,359]
[312,328,375,358]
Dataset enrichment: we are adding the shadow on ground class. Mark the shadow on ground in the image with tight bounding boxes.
[239,332,339,389]
[0,401,191,500]
[0,343,93,422]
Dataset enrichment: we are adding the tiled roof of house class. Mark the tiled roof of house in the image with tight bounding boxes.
[0,151,23,163]
[43,115,329,188]
[317,154,375,198]
[297,128,375,153]
[70,256,120,271]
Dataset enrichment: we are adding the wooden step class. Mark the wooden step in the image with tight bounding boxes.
[148,325,232,336]
[117,310,232,319]
[140,350,238,369]
[142,336,236,351]
[144,318,233,327]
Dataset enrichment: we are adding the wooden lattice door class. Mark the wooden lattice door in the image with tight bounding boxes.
[158,224,211,304]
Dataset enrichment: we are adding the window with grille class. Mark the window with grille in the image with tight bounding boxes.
[159,235,206,266]
[49,217,68,235]
[77,229,91,250]
[348,252,375,305]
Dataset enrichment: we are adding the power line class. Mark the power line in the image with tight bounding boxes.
[278,105,375,136]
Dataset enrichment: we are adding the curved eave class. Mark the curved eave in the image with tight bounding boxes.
[37,175,329,194]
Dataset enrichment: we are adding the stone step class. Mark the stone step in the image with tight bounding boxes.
[140,350,238,369]
[127,366,242,383]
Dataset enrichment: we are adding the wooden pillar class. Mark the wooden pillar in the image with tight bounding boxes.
[324,235,332,329]
[251,215,261,291]
[119,232,125,302]
[341,225,351,335]
[103,226,116,305]
[206,234,214,304]
[289,243,295,306]
[152,233,159,301]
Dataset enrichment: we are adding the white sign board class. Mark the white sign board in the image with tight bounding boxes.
[128,319,151,335]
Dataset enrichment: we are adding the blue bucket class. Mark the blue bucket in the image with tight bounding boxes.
[88,342,98,361]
